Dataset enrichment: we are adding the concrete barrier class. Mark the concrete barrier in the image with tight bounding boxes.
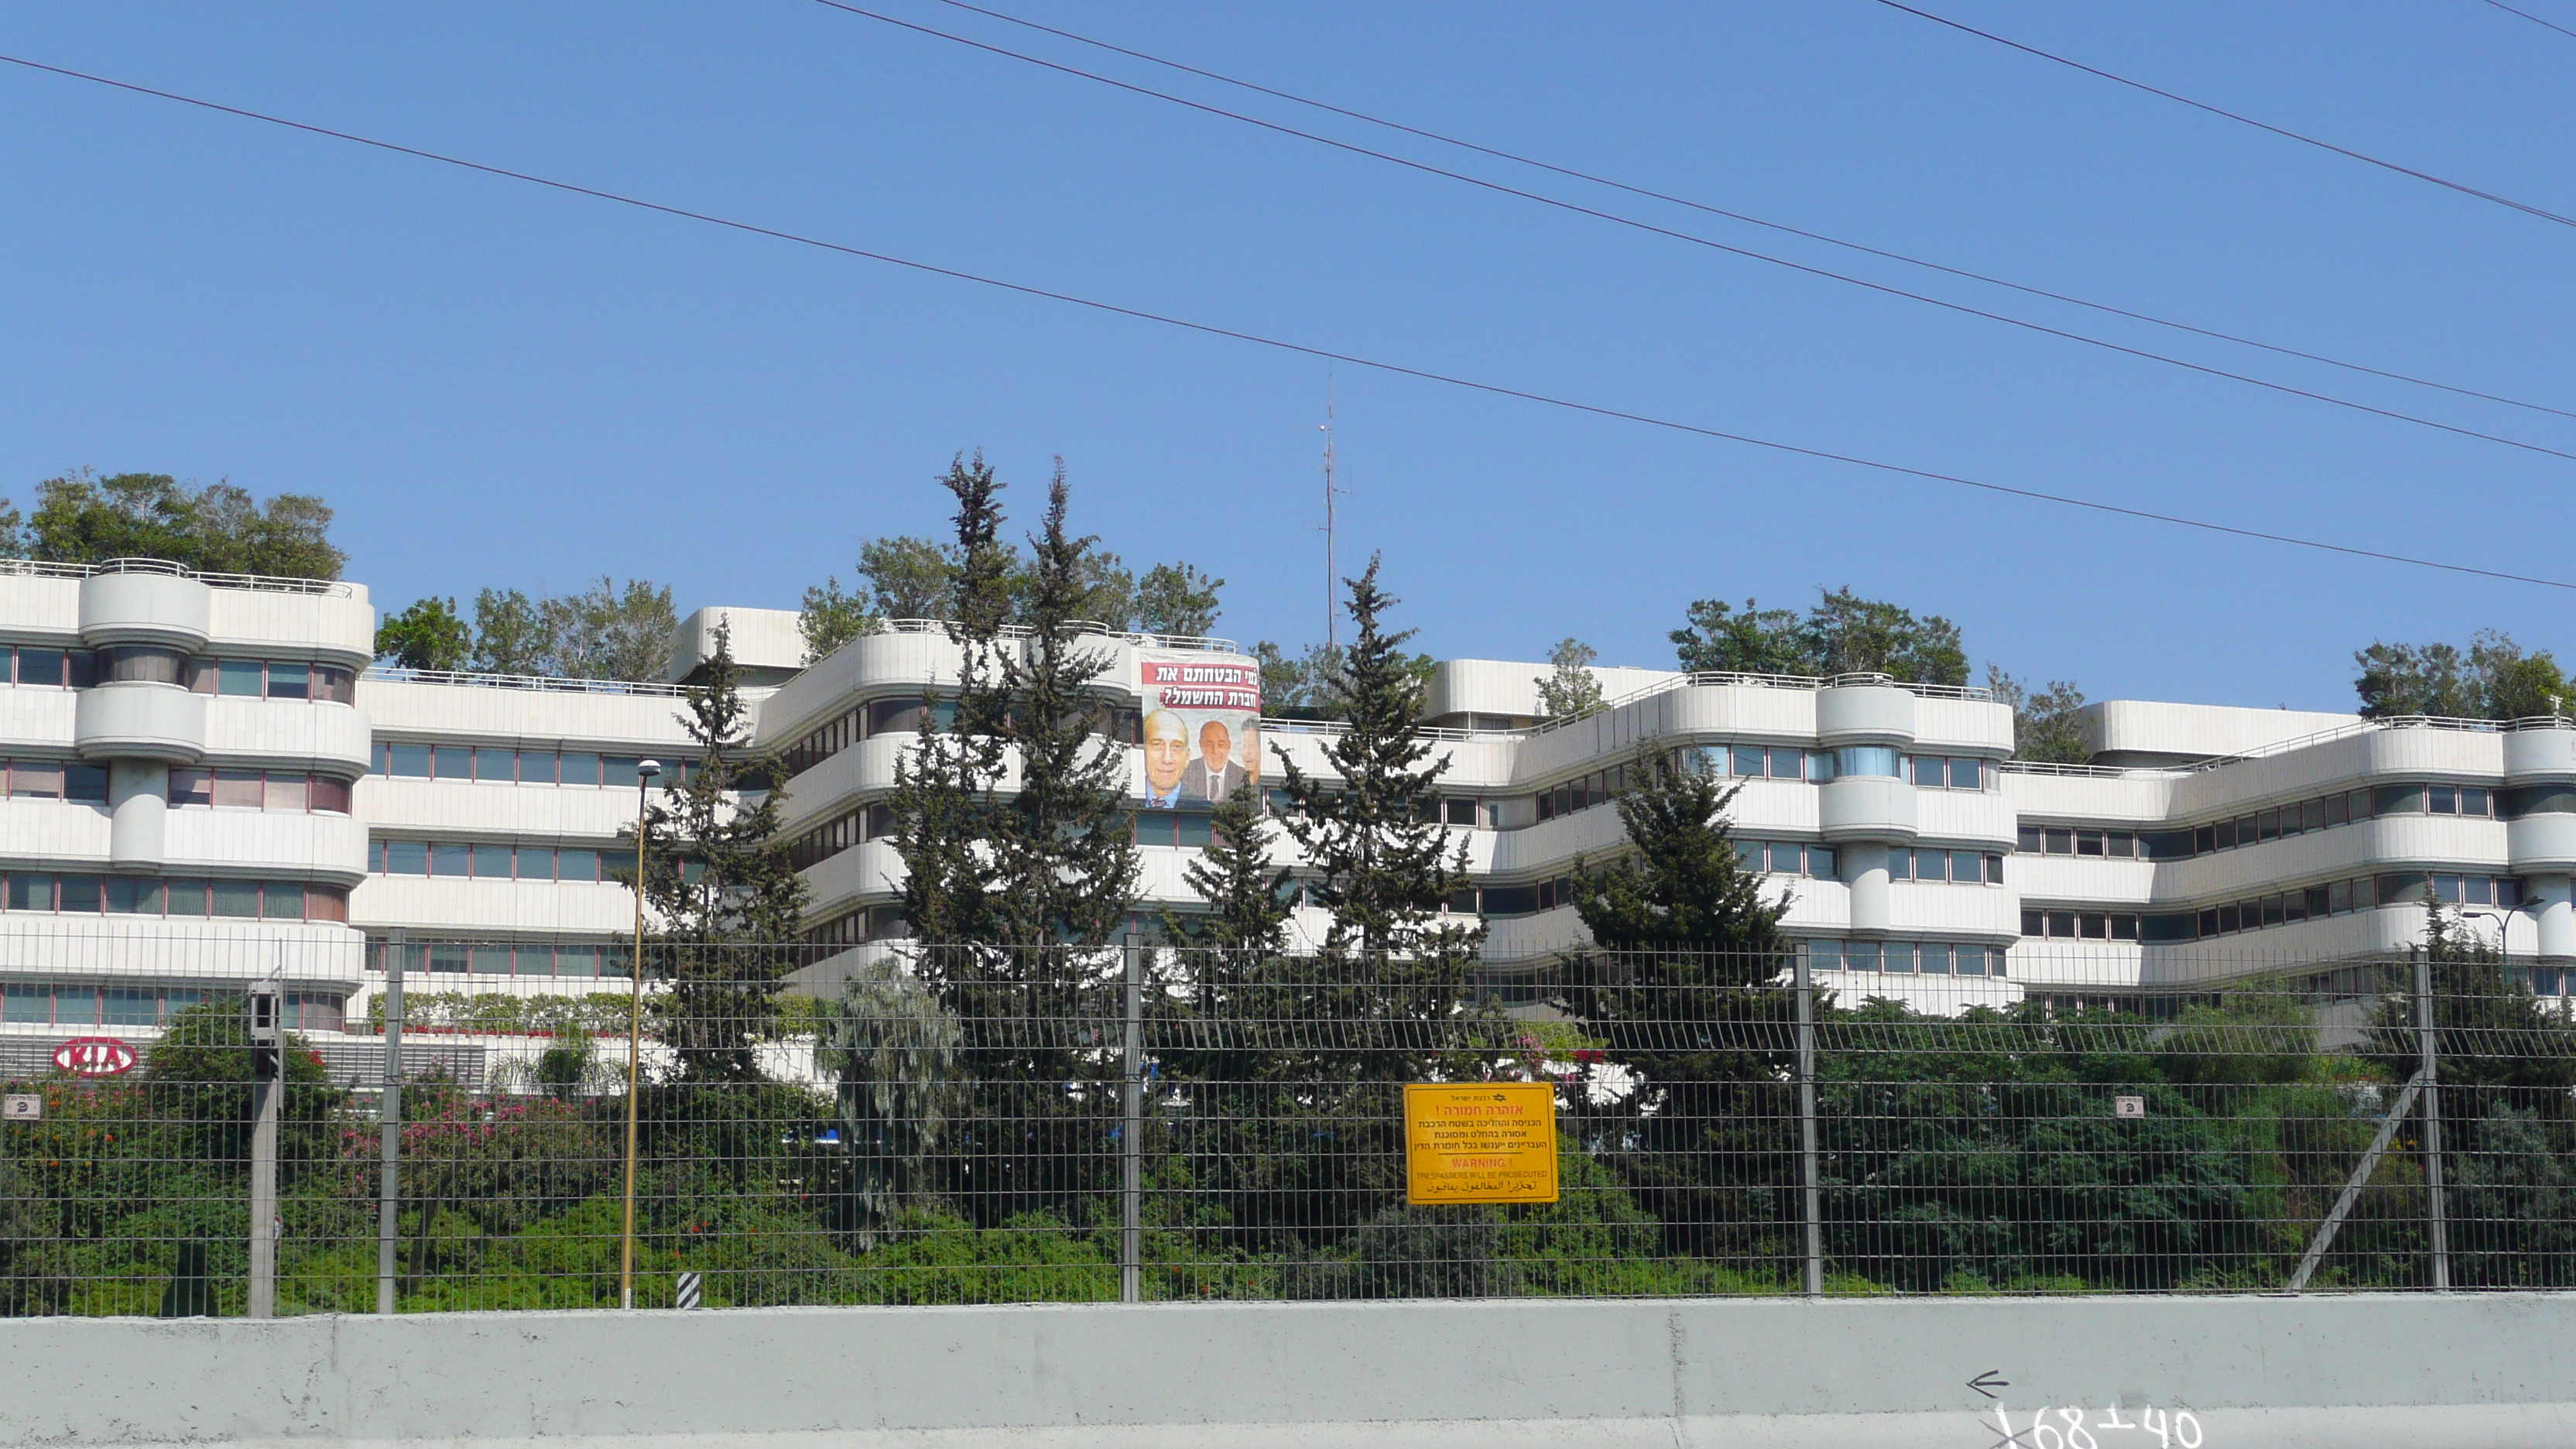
[5,1293,2572,1448]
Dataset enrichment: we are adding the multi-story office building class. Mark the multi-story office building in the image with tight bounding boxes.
[5,559,2572,1064]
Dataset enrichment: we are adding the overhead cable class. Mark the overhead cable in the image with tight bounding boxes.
[809,0,2576,464]
[2482,0,2576,43]
[3,50,2570,593]
[1872,0,2576,229]
[923,0,2576,423]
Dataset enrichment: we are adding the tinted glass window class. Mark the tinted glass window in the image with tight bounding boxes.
[57,875,102,913]
[518,751,558,785]
[1948,757,1980,790]
[265,662,309,700]
[218,659,263,696]
[107,878,163,914]
[473,748,517,783]
[1910,756,1942,786]
[2428,786,2459,815]
[166,879,208,916]
[389,743,433,778]
[385,841,429,875]
[212,770,263,808]
[560,752,602,786]
[432,746,471,780]
[265,775,309,812]
[471,844,514,879]
[311,776,352,814]
[604,756,642,789]
[262,882,305,920]
[430,844,468,877]
[1833,746,1896,778]
[2375,785,2425,815]
[558,848,601,882]
[18,649,65,687]
[212,880,260,917]
[1769,748,1806,779]
[1732,745,1765,777]
[1950,850,1983,883]
[516,847,557,881]
[63,764,107,803]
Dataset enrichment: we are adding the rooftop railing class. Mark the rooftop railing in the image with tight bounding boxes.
[874,618,1242,654]
[0,555,358,598]
[363,666,696,698]
[1525,670,1995,737]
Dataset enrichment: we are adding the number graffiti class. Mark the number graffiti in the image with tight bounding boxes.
[1989,1402,2203,1449]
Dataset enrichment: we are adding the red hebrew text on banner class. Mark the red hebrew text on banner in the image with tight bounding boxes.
[1138,655,1264,809]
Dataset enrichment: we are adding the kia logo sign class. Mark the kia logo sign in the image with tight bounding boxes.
[53,1037,135,1077]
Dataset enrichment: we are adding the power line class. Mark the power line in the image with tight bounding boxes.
[3,50,2571,594]
[925,0,2576,424]
[808,0,2576,465]
[2482,1,2576,43]
[1872,0,2576,229]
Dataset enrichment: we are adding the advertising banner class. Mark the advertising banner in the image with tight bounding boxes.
[1137,653,1263,809]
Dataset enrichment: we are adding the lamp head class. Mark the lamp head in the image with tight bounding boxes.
[639,759,663,779]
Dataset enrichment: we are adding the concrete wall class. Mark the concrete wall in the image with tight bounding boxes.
[5,1293,2571,1448]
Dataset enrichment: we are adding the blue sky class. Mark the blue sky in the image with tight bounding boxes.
[4,2,2572,709]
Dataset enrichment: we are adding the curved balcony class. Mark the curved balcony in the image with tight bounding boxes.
[205,586,376,665]
[2504,726,2576,783]
[1817,776,1917,841]
[203,696,375,774]
[77,570,211,650]
[74,683,207,765]
[2507,815,2576,873]
[163,810,372,885]
[1815,683,1915,746]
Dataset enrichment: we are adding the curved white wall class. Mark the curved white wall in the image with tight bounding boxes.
[76,571,211,649]
[74,683,206,764]
[1815,684,1914,745]
[1817,776,1917,841]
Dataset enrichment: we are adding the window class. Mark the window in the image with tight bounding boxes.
[266,663,309,701]
[560,752,602,786]
[388,743,433,778]
[516,846,557,881]
[64,764,107,803]
[433,746,471,781]
[473,748,517,783]
[312,776,352,814]
[471,844,515,879]
[212,770,264,809]
[1808,939,2005,977]
[1833,745,1899,779]
[517,751,558,785]
[430,844,469,878]
[212,880,261,917]
[16,649,67,687]
[265,775,310,812]
[11,761,62,800]
[218,659,264,697]
[98,646,186,684]
[559,848,601,882]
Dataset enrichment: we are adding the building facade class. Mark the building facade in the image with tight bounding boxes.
[5,561,2573,1062]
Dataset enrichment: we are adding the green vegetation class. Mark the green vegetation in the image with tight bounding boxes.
[0,469,343,578]
[375,578,678,680]
[2353,630,2567,719]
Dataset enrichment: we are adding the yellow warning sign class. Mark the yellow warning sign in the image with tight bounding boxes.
[1403,1081,1559,1205]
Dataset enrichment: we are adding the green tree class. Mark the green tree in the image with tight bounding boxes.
[1135,561,1226,636]
[830,963,962,1245]
[1670,587,1967,685]
[1168,783,1292,953]
[985,465,1143,951]
[635,622,810,1082]
[468,587,548,675]
[1669,597,1808,674]
[541,577,677,681]
[796,577,877,664]
[2355,632,2567,720]
[858,535,965,619]
[1536,637,1605,719]
[375,597,471,671]
[1273,557,1478,964]
[1558,745,1800,1260]
[1986,667,2090,764]
[19,470,344,578]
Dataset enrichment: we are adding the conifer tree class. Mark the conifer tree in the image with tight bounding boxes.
[1170,783,1291,954]
[986,465,1142,951]
[635,622,809,1083]
[1273,556,1478,968]
[1560,743,1801,1261]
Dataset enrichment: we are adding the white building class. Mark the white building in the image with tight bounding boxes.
[5,559,2573,1063]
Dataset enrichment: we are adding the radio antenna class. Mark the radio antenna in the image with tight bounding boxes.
[1320,375,1349,651]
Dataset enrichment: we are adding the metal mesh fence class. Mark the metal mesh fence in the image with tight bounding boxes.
[4,937,2574,1314]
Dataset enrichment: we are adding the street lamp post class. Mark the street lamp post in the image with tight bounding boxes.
[620,759,662,1311]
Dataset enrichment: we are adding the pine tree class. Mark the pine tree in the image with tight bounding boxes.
[986,465,1142,951]
[1274,556,1478,967]
[635,622,810,1083]
[1560,744,1802,1262]
[1168,783,1291,954]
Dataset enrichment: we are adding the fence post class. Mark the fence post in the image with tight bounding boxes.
[376,929,405,1315]
[2415,947,2450,1290]
[245,982,281,1319]
[1794,950,1822,1298]
[1121,933,1142,1306]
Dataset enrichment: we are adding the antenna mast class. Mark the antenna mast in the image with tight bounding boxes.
[1321,377,1348,650]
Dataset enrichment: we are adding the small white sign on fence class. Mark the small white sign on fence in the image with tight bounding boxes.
[2113,1095,2147,1119]
[2,1093,39,1122]
[675,1271,702,1310]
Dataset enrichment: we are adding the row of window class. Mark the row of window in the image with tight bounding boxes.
[2023,872,2524,944]
[370,841,623,882]
[172,769,355,814]
[803,905,912,948]
[180,656,358,704]
[363,939,629,978]
[2020,782,2571,865]
[0,645,362,704]
[1,875,350,922]
[371,743,680,789]
[2,984,345,1032]
[780,698,1160,780]
[1803,939,2009,977]
[1679,745,1995,790]
[0,759,108,803]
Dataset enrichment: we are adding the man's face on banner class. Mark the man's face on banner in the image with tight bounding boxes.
[1145,711,1190,793]
[1199,721,1232,772]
